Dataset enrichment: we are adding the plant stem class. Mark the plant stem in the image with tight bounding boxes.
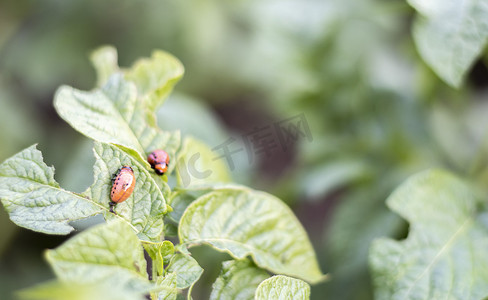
[187,283,195,300]
[143,248,153,281]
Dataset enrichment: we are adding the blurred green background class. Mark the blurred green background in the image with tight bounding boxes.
[1,0,488,299]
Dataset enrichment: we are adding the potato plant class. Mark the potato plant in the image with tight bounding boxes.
[2,0,488,297]
[0,47,325,300]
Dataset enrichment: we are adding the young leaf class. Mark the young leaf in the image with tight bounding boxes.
[0,145,102,234]
[254,275,310,300]
[45,220,150,292]
[143,240,175,276]
[54,73,181,167]
[175,137,231,188]
[408,0,488,87]
[155,272,178,300]
[85,142,168,242]
[179,187,325,283]
[369,169,488,299]
[210,260,269,300]
[166,253,203,289]
[125,50,184,113]
[91,46,184,126]
[90,45,119,87]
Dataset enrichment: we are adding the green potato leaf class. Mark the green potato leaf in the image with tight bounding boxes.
[0,144,102,234]
[210,260,269,300]
[85,142,167,242]
[408,0,488,87]
[155,273,178,300]
[254,275,310,300]
[90,45,119,87]
[179,187,325,284]
[166,253,203,289]
[91,45,184,112]
[54,71,181,168]
[143,240,175,277]
[45,220,150,292]
[125,50,184,114]
[370,169,488,299]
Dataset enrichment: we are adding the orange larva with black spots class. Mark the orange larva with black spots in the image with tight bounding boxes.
[109,166,136,213]
[147,149,170,175]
